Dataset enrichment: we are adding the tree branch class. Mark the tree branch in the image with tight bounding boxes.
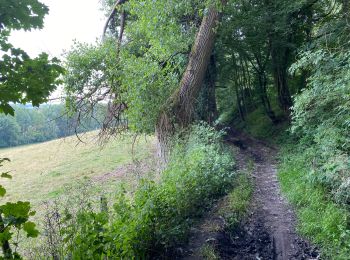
[102,0,128,38]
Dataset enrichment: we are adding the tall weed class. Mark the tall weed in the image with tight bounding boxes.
[37,123,236,259]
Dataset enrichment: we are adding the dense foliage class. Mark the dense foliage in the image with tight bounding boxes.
[64,0,207,134]
[289,3,350,205]
[1,0,350,257]
[33,124,235,258]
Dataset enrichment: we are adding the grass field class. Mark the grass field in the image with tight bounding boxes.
[0,132,156,213]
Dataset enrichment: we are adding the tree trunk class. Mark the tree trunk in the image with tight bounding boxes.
[270,46,293,115]
[344,0,349,14]
[103,0,128,37]
[156,1,224,161]
[257,71,277,123]
[235,84,245,121]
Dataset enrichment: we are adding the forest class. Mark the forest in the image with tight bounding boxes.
[1,0,350,259]
[0,104,106,147]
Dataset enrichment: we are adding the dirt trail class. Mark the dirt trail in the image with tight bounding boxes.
[181,129,318,260]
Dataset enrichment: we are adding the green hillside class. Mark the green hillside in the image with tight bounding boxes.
[0,132,155,213]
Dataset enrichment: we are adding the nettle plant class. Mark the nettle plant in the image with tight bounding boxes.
[0,158,39,259]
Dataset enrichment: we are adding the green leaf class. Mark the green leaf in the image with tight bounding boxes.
[0,201,31,219]
[23,221,39,238]
[0,227,12,243]
[0,104,14,116]
[0,185,6,197]
[1,172,12,179]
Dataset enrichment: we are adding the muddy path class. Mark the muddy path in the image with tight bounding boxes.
[181,129,318,260]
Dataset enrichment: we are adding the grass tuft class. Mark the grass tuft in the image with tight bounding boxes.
[220,171,253,229]
[278,147,350,259]
[200,244,220,260]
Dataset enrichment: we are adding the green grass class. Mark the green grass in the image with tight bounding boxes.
[35,124,237,258]
[226,102,350,258]
[278,146,350,259]
[0,132,155,215]
[200,244,220,260]
[220,169,253,229]
[228,102,350,258]
[198,166,253,260]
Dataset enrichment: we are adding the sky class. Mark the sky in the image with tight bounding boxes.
[9,0,106,58]
[8,0,106,101]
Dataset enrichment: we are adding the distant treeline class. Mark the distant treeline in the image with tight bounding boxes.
[0,104,106,148]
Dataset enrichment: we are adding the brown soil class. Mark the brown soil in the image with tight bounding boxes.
[180,128,319,260]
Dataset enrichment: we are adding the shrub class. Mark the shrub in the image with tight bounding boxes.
[290,50,350,205]
[0,158,39,259]
[43,123,235,258]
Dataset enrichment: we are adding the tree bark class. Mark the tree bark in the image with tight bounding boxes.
[344,0,349,14]
[270,43,293,115]
[257,71,277,123]
[156,1,225,161]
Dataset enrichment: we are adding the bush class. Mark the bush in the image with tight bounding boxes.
[41,124,235,259]
[290,50,350,204]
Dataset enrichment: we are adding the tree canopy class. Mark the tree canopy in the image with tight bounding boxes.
[0,0,64,115]
[0,1,63,258]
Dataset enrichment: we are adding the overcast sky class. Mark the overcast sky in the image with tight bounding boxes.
[8,0,106,101]
[9,0,106,58]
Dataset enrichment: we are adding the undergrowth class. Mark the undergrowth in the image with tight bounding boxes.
[200,244,220,260]
[233,105,289,143]
[234,105,350,259]
[278,144,350,259]
[198,166,253,260]
[31,123,236,259]
[220,172,253,229]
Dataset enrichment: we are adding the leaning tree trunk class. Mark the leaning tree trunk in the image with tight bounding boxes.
[270,44,293,115]
[156,1,225,161]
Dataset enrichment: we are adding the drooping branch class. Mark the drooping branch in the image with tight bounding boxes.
[98,0,128,139]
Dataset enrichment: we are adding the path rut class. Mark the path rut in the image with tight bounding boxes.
[181,129,318,260]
